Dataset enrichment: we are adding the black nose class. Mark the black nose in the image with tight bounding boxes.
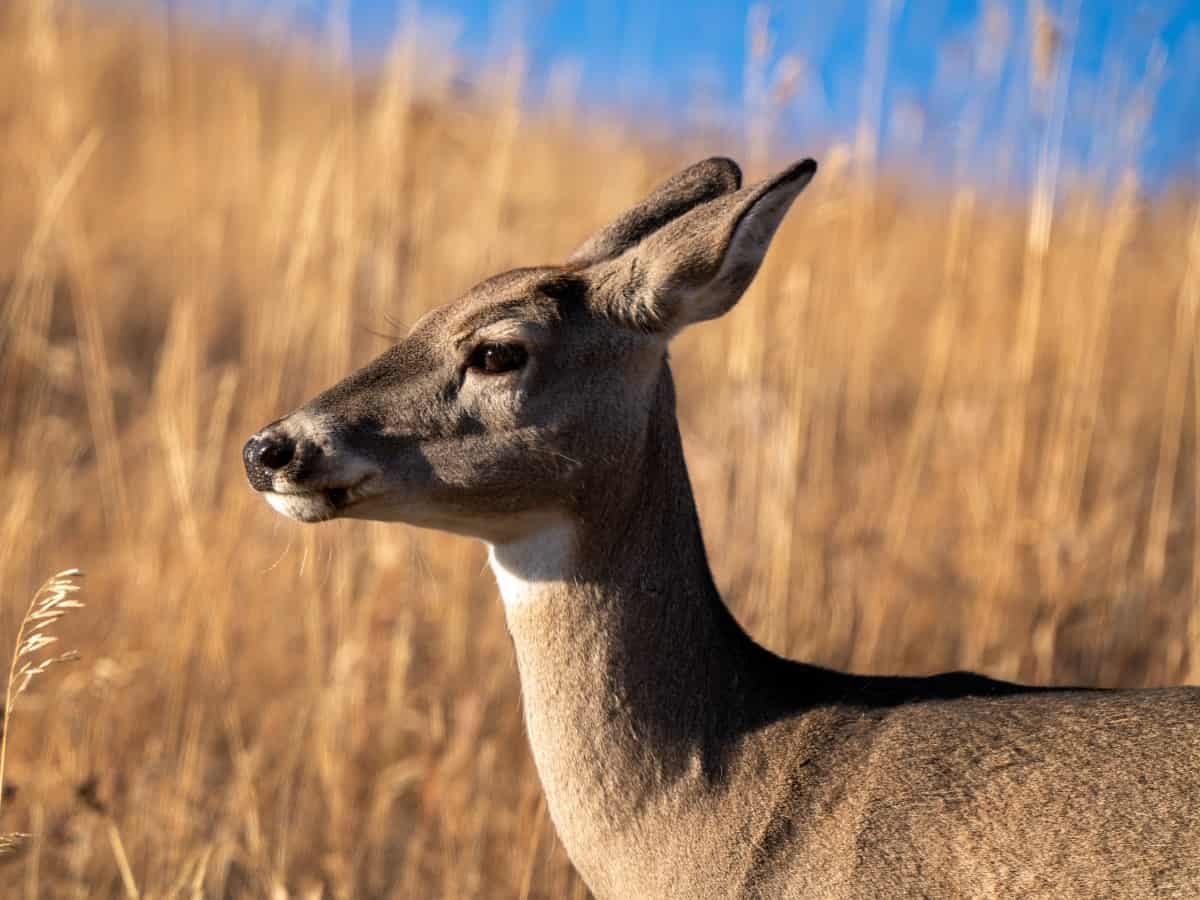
[243,430,296,491]
[258,433,295,469]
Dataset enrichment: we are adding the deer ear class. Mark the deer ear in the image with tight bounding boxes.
[567,157,742,266]
[591,159,816,334]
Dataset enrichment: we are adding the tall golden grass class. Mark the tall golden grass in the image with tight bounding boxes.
[1,1,1198,896]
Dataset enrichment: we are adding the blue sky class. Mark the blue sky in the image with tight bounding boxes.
[306,1,1200,186]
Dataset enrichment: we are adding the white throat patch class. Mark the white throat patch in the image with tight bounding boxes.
[488,524,575,609]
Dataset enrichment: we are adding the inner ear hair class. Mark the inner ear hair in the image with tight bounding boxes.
[567,157,743,267]
[587,158,818,335]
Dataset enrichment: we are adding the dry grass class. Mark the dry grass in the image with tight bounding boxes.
[0,1,1198,896]
[0,569,85,858]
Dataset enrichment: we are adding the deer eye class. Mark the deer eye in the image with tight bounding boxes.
[468,342,528,375]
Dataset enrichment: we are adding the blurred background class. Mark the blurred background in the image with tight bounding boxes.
[0,0,1198,896]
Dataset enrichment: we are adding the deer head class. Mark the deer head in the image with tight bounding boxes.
[243,157,816,545]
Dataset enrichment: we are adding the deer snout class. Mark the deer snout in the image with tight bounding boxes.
[243,427,299,491]
[244,416,384,523]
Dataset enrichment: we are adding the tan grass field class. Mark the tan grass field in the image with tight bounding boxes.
[1,2,1198,896]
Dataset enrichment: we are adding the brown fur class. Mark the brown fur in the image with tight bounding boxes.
[245,157,1200,898]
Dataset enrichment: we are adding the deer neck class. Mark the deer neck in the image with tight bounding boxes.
[490,365,756,879]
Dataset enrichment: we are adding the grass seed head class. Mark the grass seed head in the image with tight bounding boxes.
[0,569,85,855]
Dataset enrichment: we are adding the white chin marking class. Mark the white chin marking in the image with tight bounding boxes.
[265,491,334,523]
[488,524,575,610]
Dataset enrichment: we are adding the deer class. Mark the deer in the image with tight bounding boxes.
[244,157,1200,898]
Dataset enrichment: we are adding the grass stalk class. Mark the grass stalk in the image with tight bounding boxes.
[0,569,84,854]
[1144,204,1200,584]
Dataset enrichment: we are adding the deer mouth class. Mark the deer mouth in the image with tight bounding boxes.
[264,480,369,523]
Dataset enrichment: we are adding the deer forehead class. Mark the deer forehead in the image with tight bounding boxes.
[475,319,545,345]
[440,268,574,336]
